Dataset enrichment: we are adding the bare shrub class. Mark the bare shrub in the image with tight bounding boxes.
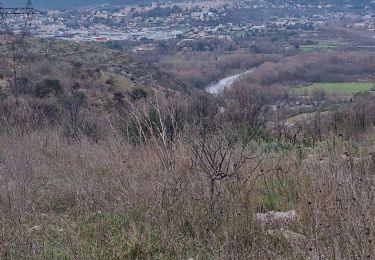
[189,122,263,201]
[239,51,375,87]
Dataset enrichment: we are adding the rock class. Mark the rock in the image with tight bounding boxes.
[29,225,42,232]
[255,210,319,258]
[255,210,299,227]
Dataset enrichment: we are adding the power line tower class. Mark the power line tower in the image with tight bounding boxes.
[0,0,39,14]
[0,0,41,97]
[0,0,42,40]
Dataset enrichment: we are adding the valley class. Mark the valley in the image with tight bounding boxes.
[1,1,375,259]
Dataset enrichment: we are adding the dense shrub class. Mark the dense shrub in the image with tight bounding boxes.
[240,51,375,86]
[34,79,62,98]
[130,87,148,101]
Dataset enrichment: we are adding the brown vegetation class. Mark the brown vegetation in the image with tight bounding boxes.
[1,77,375,258]
[1,37,375,259]
[137,50,280,89]
[238,51,375,87]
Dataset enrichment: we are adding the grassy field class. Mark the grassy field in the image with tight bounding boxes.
[299,40,348,52]
[299,44,340,52]
[287,111,331,124]
[295,82,374,95]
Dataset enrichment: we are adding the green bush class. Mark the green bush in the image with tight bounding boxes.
[130,88,148,101]
[0,87,8,100]
[34,79,62,98]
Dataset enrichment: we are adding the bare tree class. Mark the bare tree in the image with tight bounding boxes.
[189,123,263,201]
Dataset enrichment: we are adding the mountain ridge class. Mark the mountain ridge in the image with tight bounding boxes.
[1,0,370,9]
[1,0,173,9]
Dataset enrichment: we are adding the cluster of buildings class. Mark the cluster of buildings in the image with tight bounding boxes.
[4,0,375,44]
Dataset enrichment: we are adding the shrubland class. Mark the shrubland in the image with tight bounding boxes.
[0,38,375,259]
[1,88,375,259]
[136,50,281,89]
[238,51,375,87]
[127,26,375,90]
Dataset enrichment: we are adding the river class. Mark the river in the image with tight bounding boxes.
[205,68,255,95]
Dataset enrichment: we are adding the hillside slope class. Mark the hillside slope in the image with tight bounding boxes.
[34,39,186,92]
[0,38,187,109]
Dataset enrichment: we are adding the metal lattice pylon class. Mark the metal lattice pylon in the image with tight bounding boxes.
[0,0,41,37]
[0,0,42,95]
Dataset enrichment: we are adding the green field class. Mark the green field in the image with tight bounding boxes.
[295,83,374,95]
[299,44,340,52]
[299,40,348,52]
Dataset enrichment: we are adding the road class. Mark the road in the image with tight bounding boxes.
[205,68,255,95]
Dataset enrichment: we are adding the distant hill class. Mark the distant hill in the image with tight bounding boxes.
[1,0,169,9]
[1,0,370,10]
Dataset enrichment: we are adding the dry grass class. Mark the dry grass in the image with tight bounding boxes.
[1,33,374,259]
[0,125,374,259]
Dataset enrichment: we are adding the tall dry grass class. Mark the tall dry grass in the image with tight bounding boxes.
[0,83,375,259]
[0,123,374,259]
